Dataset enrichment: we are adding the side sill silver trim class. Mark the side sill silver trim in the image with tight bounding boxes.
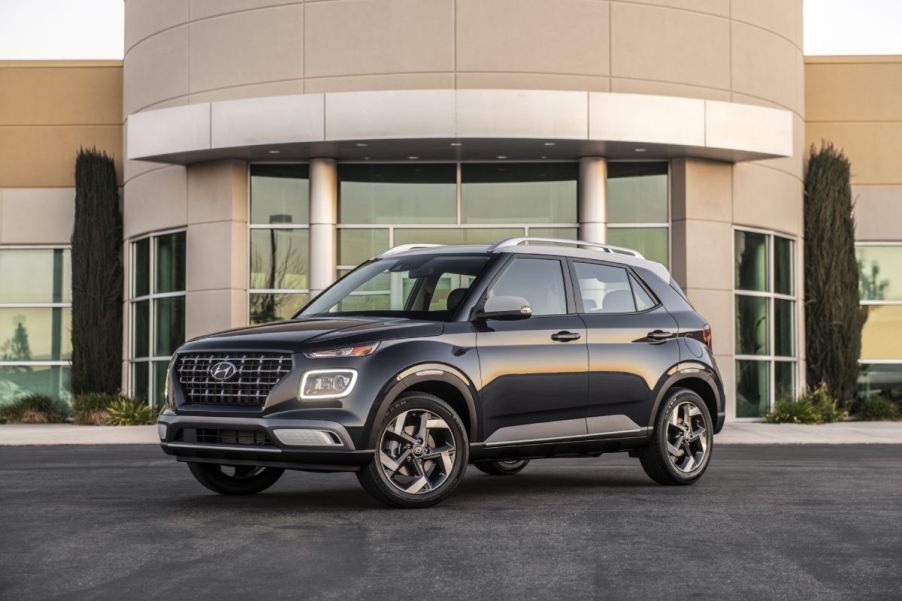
[163,442,283,454]
[586,427,649,440]
[483,427,650,448]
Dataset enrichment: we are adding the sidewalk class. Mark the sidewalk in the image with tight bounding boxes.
[2,421,902,446]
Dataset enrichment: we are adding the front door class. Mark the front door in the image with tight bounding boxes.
[475,256,588,445]
[569,259,680,437]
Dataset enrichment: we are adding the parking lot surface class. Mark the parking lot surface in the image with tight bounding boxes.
[2,444,900,601]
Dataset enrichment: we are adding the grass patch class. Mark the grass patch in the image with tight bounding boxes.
[856,396,900,421]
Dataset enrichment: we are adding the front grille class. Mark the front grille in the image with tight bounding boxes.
[176,352,293,407]
[176,427,273,447]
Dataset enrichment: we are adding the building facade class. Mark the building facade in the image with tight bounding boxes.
[0,0,896,419]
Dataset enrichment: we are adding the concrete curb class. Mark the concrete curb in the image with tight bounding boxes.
[2,421,902,446]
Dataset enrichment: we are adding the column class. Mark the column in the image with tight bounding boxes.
[309,158,338,297]
[578,157,607,243]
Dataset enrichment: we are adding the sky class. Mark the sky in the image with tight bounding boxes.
[0,0,901,59]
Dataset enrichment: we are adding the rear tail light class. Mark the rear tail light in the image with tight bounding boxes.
[703,323,712,349]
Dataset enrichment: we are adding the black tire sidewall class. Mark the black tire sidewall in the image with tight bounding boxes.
[474,459,530,476]
[188,462,284,495]
[359,392,469,508]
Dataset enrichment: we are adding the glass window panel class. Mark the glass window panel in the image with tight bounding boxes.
[774,236,793,295]
[394,228,523,246]
[153,361,169,409]
[606,228,669,267]
[428,274,477,312]
[775,361,796,402]
[0,308,71,362]
[133,238,150,297]
[858,363,902,402]
[339,164,456,224]
[153,297,185,356]
[631,274,657,311]
[736,295,769,355]
[155,232,186,293]
[249,293,310,324]
[573,262,634,314]
[736,360,770,418]
[528,227,578,240]
[132,362,149,403]
[774,299,794,357]
[250,229,309,290]
[132,300,150,358]
[861,305,902,361]
[461,163,577,224]
[338,228,390,266]
[857,245,902,301]
[0,249,70,304]
[490,258,566,316]
[607,162,668,224]
[250,164,309,225]
[0,365,70,406]
[735,230,769,292]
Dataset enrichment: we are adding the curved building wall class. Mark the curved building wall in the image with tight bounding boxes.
[122,0,805,416]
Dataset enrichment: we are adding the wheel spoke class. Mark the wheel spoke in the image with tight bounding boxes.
[426,417,450,430]
[380,448,412,475]
[682,453,696,471]
[422,443,454,460]
[667,434,684,456]
[416,412,429,441]
[405,476,429,494]
[392,411,409,436]
[384,428,417,445]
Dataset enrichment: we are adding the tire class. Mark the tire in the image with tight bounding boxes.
[357,392,469,508]
[639,387,714,486]
[474,459,530,476]
[187,462,284,495]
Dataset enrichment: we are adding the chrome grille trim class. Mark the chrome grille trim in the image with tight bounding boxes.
[175,352,293,407]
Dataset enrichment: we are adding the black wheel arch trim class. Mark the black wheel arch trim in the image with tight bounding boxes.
[364,362,480,447]
[650,362,725,434]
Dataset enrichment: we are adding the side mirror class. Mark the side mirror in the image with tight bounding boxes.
[475,296,532,320]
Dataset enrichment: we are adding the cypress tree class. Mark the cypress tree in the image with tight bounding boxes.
[803,143,863,408]
[71,148,123,395]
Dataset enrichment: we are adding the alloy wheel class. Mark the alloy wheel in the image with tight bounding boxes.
[665,401,709,473]
[378,409,457,495]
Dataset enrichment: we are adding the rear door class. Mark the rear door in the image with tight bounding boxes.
[568,259,680,436]
[475,256,589,446]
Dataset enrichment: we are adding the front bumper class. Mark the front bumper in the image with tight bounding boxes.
[157,413,373,472]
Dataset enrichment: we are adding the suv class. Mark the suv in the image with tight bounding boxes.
[158,237,724,508]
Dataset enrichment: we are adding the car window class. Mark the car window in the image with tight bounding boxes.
[573,261,657,314]
[489,258,567,316]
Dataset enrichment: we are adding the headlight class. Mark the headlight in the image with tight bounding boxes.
[299,369,357,400]
[305,342,379,359]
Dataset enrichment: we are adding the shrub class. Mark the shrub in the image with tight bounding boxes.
[0,394,69,424]
[765,383,845,424]
[857,396,900,421]
[72,393,126,425]
[105,398,155,426]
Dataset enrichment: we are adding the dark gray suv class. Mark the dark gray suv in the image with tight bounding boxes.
[158,237,724,508]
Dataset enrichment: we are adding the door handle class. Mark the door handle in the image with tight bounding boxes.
[646,329,674,341]
[551,330,581,342]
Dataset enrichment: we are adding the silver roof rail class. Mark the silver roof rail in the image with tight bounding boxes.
[489,237,645,259]
[378,243,445,258]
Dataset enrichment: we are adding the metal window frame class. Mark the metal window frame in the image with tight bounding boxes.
[127,229,187,406]
[732,226,800,419]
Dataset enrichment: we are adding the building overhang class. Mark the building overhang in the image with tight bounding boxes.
[127,89,793,165]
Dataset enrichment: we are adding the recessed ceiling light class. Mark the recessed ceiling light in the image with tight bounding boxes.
[543,142,556,146]
[497,155,508,160]
[267,149,281,155]
[363,156,371,160]
[635,148,647,153]
[449,142,462,147]
[408,156,419,160]
[541,156,548,159]
[355,142,368,148]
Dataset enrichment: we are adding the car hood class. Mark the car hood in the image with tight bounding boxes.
[178,316,445,353]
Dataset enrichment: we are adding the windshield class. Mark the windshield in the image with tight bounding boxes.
[298,254,492,320]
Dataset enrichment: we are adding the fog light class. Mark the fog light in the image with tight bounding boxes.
[157,423,167,441]
[272,429,342,447]
[299,369,357,400]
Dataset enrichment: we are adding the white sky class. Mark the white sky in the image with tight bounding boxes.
[0,0,900,59]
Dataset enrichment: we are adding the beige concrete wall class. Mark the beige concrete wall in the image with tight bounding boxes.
[805,56,902,242]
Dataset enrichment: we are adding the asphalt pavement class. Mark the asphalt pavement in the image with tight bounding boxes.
[2,444,901,601]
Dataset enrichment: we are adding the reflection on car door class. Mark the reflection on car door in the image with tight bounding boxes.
[569,260,680,438]
[475,256,589,446]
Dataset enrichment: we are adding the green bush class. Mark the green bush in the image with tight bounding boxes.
[105,398,155,426]
[765,383,845,424]
[0,394,69,424]
[72,393,126,425]
[857,396,900,421]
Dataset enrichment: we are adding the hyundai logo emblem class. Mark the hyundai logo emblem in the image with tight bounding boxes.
[209,361,238,381]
